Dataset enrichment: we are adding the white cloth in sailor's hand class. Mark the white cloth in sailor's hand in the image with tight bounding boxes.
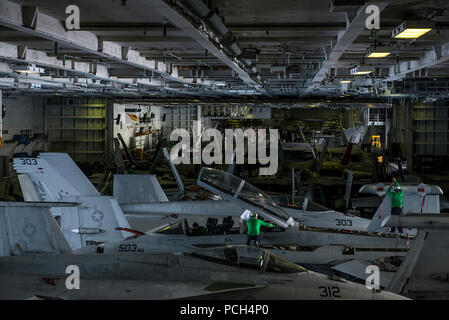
[240,209,252,220]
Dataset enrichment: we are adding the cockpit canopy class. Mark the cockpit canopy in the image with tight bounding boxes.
[188,245,307,274]
[153,220,186,235]
[197,167,293,228]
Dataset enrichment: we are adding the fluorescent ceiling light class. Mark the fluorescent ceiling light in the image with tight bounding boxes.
[270,65,286,73]
[350,65,373,75]
[367,52,391,58]
[392,21,432,39]
[394,28,432,39]
[14,69,39,74]
[340,80,352,83]
[13,64,44,74]
[366,46,392,58]
[353,71,373,75]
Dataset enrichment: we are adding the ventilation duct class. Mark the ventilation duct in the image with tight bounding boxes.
[205,13,229,36]
[179,0,210,18]
[249,64,258,74]
[179,0,229,36]
[241,49,258,60]
[221,35,242,56]
[242,59,253,67]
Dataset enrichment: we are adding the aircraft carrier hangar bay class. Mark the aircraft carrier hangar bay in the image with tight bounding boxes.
[0,0,449,302]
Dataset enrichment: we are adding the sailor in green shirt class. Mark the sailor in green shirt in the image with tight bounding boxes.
[191,222,207,236]
[386,177,404,233]
[246,212,274,247]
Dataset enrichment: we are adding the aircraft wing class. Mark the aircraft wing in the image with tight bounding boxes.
[386,214,449,299]
[359,183,443,196]
[121,200,247,217]
[177,283,268,299]
[52,281,267,300]
[0,273,267,300]
[331,260,395,289]
[350,196,382,209]
[382,214,449,229]
[169,282,267,300]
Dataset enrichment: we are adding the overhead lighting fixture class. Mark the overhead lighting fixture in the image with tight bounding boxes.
[366,46,391,58]
[367,52,391,58]
[350,65,373,75]
[13,64,44,74]
[392,21,432,39]
[215,81,226,87]
[340,80,352,84]
[270,65,286,74]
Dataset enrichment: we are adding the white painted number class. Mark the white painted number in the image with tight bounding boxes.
[20,158,37,165]
[335,219,353,227]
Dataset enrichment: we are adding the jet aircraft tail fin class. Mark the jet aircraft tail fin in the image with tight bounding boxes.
[13,153,100,202]
[362,183,442,232]
[0,202,74,256]
[113,174,168,204]
[384,214,449,299]
[60,196,132,250]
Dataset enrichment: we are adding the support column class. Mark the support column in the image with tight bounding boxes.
[404,101,414,171]
[105,99,114,153]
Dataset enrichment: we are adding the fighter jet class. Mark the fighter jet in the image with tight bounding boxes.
[0,203,406,300]
[16,154,407,288]
[15,152,441,234]
[12,154,442,287]
[91,167,446,289]
[14,154,407,247]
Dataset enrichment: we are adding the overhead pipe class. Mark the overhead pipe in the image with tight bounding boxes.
[220,33,242,56]
[177,0,266,94]
[178,0,243,59]
[179,0,228,36]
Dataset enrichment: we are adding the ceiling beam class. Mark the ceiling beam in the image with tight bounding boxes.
[97,36,193,43]
[0,0,228,95]
[305,0,391,94]
[229,23,347,32]
[381,41,449,82]
[142,0,268,96]
[0,42,224,97]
